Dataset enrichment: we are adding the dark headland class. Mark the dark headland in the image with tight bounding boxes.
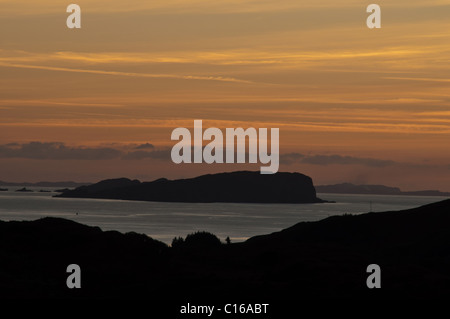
[316,182,450,197]
[55,171,325,203]
[0,180,90,188]
[1,199,450,299]
[15,187,33,193]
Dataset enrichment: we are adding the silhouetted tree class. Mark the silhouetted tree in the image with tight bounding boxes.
[226,236,231,245]
[171,236,184,248]
[184,231,222,248]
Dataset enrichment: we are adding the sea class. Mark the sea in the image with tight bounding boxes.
[0,186,447,244]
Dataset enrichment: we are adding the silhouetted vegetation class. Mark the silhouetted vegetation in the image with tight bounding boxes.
[172,231,222,249]
[171,236,184,248]
[184,231,222,247]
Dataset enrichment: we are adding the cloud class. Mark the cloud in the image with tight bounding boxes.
[0,142,122,160]
[0,143,406,168]
[0,62,252,84]
[384,76,450,83]
[0,48,431,69]
[280,152,305,164]
[2,0,447,16]
[122,149,171,160]
[281,152,396,167]
[0,142,169,161]
[135,143,155,150]
[301,155,396,167]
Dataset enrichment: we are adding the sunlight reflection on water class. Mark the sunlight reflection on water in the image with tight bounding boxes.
[0,188,446,244]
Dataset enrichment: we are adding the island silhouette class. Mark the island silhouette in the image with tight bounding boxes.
[316,183,450,196]
[15,187,33,193]
[55,171,325,204]
[0,180,90,188]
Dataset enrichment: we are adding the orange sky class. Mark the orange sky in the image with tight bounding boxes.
[1,0,450,191]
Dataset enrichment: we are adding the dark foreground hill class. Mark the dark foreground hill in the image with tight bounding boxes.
[1,199,450,300]
[56,171,324,203]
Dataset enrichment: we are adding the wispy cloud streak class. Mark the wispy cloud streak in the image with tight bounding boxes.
[0,62,252,84]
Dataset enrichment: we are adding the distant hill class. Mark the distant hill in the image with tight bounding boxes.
[316,182,450,196]
[1,199,450,299]
[0,180,91,188]
[56,171,324,204]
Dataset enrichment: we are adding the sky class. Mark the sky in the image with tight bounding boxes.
[1,0,450,191]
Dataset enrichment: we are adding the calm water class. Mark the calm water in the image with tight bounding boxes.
[0,187,447,244]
